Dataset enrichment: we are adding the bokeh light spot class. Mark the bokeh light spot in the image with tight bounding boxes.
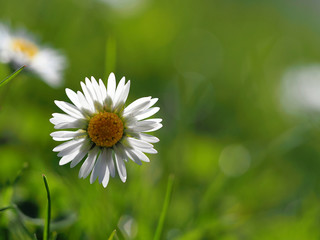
[219,144,251,177]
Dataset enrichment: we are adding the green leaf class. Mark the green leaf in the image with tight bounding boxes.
[108,229,117,240]
[42,175,51,240]
[153,174,175,240]
[0,65,25,87]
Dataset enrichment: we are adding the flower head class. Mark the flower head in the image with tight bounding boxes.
[280,64,320,114]
[50,73,162,188]
[0,23,66,87]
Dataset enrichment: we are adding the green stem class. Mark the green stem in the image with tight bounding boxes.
[0,65,25,87]
[153,174,175,240]
[42,175,51,240]
[107,229,117,240]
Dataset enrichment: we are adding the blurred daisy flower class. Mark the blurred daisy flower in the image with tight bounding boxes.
[0,23,66,87]
[280,64,320,114]
[50,73,162,188]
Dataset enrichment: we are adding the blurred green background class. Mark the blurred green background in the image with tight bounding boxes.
[1,0,320,239]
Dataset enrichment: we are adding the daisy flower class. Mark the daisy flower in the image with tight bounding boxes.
[280,64,320,114]
[50,73,162,188]
[0,23,66,87]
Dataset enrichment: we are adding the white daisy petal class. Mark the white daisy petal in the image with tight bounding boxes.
[114,80,130,110]
[127,119,162,130]
[141,118,163,124]
[113,77,125,104]
[53,138,85,152]
[59,149,81,166]
[52,137,72,141]
[54,100,84,118]
[85,77,99,102]
[90,149,105,184]
[132,149,150,162]
[128,119,161,129]
[98,149,108,183]
[54,119,87,130]
[81,81,95,111]
[138,133,160,143]
[65,88,82,110]
[50,113,77,125]
[70,143,92,168]
[99,79,107,100]
[91,76,104,103]
[107,149,116,178]
[50,130,86,141]
[79,146,99,179]
[136,107,160,121]
[60,142,92,166]
[127,123,163,133]
[131,98,159,117]
[124,147,142,165]
[137,147,158,154]
[29,49,66,87]
[56,138,88,157]
[102,168,110,188]
[148,98,159,108]
[123,97,151,115]
[107,73,116,100]
[77,91,94,113]
[126,137,154,149]
[50,130,83,138]
[90,148,110,186]
[113,145,127,182]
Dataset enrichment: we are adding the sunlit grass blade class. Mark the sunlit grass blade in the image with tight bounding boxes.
[153,174,175,240]
[105,36,116,79]
[108,229,117,240]
[0,65,25,87]
[42,175,51,240]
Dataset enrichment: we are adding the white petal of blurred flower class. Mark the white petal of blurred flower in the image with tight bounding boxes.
[99,0,147,16]
[0,23,66,87]
[50,73,162,188]
[280,64,320,114]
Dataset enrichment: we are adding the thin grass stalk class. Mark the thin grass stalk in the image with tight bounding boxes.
[0,65,25,87]
[153,174,175,240]
[42,175,51,240]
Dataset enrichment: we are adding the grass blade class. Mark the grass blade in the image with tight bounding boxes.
[42,175,51,240]
[153,174,175,240]
[108,229,117,240]
[0,65,25,87]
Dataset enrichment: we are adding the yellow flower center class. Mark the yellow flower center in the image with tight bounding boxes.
[87,112,124,147]
[12,38,38,58]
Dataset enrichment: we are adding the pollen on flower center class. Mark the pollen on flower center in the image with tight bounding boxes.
[87,112,124,148]
[12,38,38,58]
